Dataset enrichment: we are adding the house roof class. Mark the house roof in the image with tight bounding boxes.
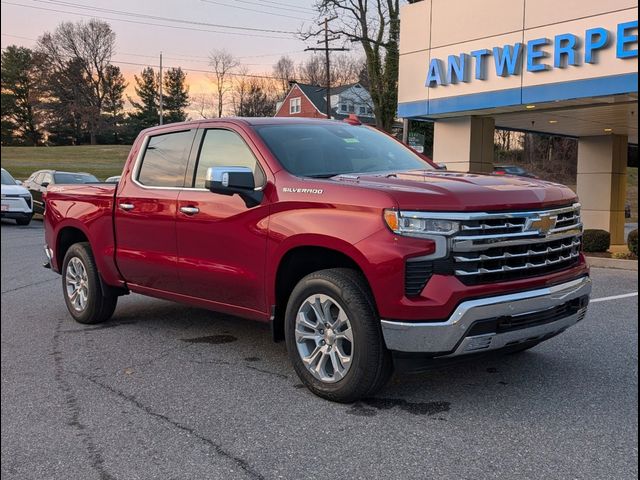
[294,83,329,114]
[289,82,376,124]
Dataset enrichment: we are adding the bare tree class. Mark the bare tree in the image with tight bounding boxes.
[38,19,116,144]
[293,53,364,89]
[208,49,239,118]
[273,56,296,93]
[232,66,253,116]
[309,1,401,132]
[192,92,216,119]
[297,55,325,85]
[330,54,363,86]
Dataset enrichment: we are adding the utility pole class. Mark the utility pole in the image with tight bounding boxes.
[159,52,163,125]
[304,17,348,119]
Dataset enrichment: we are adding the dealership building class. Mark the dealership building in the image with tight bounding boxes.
[398,0,638,244]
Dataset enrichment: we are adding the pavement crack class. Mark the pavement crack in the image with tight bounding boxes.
[76,373,265,480]
[2,277,57,294]
[244,364,289,380]
[52,318,115,480]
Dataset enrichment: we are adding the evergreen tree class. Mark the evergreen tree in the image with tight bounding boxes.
[43,57,92,145]
[1,46,44,145]
[101,65,127,143]
[163,67,189,123]
[127,67,159,134]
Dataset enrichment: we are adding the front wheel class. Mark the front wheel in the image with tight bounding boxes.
[15,214,32,226]
[62,242,117,324]
[284,268,393,403]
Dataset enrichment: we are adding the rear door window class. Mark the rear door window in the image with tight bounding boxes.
[137,130,195,187]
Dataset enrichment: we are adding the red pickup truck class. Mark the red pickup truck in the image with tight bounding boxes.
[44,118,591,402]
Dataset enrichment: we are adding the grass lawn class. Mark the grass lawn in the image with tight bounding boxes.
[1,145,131,181]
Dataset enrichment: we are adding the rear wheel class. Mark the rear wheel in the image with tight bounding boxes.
[62,242,117,324]
[285,268,392,403]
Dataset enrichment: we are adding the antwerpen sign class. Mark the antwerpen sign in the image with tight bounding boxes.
[426,20,638,87]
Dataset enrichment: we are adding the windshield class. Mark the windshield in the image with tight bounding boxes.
[53,173,99,184]
[255,124,433,177]
[1,169,17,185]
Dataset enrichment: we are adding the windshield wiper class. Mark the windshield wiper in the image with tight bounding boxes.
[306,173,343,179]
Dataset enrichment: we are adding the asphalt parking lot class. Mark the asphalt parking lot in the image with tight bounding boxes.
[1,220,638,480]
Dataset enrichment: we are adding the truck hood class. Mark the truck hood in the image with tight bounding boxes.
[331,170,577,211]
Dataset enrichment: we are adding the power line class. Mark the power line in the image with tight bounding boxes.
[200,0,314,22]
[239,49,304,59]
[31,0,298,35]
[0,33,304,63]
[109,59,286,81]
[234,0,316,15]
[256,0,317,13]
[1,33,306,73]
[0,33,37,42]
[1,1,294,39]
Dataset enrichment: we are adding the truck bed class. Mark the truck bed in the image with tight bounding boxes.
[44,183,122,286]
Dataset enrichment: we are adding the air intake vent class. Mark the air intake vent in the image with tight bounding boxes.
[405,260,433,296]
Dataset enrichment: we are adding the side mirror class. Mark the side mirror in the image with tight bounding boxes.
[205,166,263,208]
[41,181,50,188]
[435,163,447,171]
[15,180,22,185]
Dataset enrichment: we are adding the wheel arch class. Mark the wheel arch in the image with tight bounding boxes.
[270,240,376,341]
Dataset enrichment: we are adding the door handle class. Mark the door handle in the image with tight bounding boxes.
[180,206,200,215]
[119,203,135,211]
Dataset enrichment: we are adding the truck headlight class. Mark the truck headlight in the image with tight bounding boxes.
[383,210,459,237]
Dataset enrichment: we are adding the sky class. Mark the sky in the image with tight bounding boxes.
[0,0,326,109]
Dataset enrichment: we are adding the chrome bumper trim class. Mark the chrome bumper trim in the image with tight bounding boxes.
[380,276,591,354]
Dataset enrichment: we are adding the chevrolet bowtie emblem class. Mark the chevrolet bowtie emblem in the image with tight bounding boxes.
[527,214,558,235]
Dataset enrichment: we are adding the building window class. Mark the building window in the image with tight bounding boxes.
[367,107,373,115]
[290,97,301,114]
[340,104,347,112]
[348,104,355,113]
[359,106,366,115]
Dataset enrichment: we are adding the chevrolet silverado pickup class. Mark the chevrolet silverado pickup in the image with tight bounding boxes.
[43,118,591,402]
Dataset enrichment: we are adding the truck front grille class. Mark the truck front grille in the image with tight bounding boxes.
[451,203,583,286]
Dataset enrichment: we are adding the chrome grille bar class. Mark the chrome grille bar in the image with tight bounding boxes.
[455,251,580,276]
[454,238,581,263]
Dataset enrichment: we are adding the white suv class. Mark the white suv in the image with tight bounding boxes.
[1,168,33,225]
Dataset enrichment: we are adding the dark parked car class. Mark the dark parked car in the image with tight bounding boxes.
[24,170,99,214]
[493,165,539,178]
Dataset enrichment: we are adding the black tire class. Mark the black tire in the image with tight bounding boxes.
[61,242,117,324]
[284,268,393,403]
[15,214,32,226]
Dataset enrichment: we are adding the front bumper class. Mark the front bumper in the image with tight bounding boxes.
[380,276,591,356]
[1,195,32,214]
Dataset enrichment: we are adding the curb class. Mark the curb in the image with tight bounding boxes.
[586,256,638,271]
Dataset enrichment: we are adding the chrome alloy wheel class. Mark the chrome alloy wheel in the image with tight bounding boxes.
[295,294,354,383]
[65,257,89,312]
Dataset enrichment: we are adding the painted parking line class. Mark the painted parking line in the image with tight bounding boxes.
[591,292,638,303]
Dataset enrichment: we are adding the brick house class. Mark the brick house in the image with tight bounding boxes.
[275,82,376,124]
